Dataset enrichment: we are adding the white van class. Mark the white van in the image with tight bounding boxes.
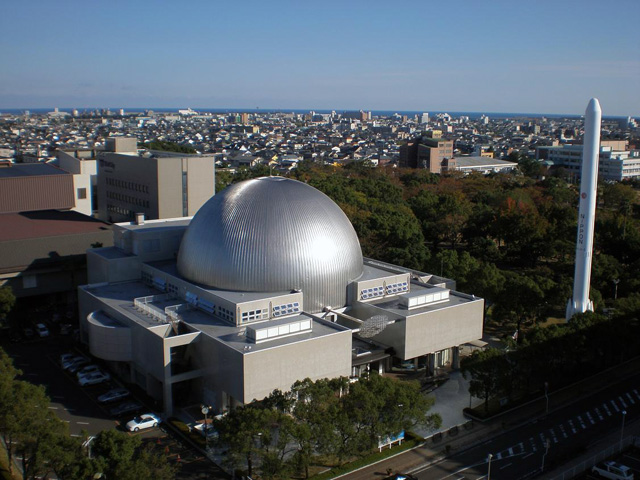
[591,461,634,480]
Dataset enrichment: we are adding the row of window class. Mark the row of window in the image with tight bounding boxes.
[241,308,269,322]
[218,306,234,323]
[106,177,149,194]
[106,191,150,208]
[360,286,384,300]
[360,281,409,300]
[106,204,136,219]
[141,272,301,324]
[273,302,300,317]
[387,281,409,294]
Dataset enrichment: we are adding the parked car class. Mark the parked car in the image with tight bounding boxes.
[385,475,417,480]
[78,371,110,386]
[126,413,161,432]
[68,358,92,373]
[110,401,142,417]
[76,365,101,378]
[193,422,218,440]
[591,461,634,480]
[62,355,88,370]
[59,323,73,335]
[35,323,49,337]
[22,327,34,339]
[98,388,130,404]
[60,353,77,365]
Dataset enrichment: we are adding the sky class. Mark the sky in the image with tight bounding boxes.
[1,0,639,116]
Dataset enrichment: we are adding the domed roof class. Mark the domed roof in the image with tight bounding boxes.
[177,177,363,312]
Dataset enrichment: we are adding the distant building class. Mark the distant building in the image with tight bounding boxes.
[472,145,495,158]
[55,148,99,216]
[444,156,517,174]
[537,140,640,181]
[96,137,215,223]
[0,162,75,214]
[420,113,429,124]
[399,135,454,173]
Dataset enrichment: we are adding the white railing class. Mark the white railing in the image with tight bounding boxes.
[133,294,174,323]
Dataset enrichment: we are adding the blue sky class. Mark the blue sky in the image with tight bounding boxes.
[1,0,638,115]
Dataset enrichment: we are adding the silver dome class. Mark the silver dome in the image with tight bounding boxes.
[177,177,363,312]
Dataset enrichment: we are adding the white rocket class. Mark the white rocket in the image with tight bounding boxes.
[566,98,601,321]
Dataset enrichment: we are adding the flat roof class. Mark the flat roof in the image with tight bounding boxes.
[0,210,111,242]
[0,163,69,178]
[83,280,349,354]
[452,156,517,168]
[348,283,479,320]
[115,217,192,232]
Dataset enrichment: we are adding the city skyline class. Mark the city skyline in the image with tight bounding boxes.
[1,0,639,116]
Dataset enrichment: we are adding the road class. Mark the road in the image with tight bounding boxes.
[413,373,640,479]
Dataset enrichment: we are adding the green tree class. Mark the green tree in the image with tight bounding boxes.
[461,348,506,412]
[91,429,176,480]
[0,286,15,328]
[214,404,273,478]
[9,381,68,480]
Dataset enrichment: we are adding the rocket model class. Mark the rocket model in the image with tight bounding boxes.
[566,98,602,321]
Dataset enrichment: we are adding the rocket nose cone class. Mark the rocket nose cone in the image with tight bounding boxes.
[587,98,601,113]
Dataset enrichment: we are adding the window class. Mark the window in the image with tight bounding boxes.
[77,188,87,199]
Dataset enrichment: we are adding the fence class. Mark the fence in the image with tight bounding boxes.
[547,435,638,480]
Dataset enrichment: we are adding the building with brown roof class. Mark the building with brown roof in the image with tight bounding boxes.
[0,210,113,300]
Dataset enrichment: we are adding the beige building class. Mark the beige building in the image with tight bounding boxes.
[97,137,215,223]
[399,136,454,173]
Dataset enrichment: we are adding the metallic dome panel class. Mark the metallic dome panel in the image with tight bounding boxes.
[177,177,363,312]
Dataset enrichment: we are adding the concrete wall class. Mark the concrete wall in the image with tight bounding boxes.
[86,249,141,284]
[186,157,215,216]
[242,328,352,403]
[404,298,484,359]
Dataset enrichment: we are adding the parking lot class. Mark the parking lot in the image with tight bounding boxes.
[2,331,230,479]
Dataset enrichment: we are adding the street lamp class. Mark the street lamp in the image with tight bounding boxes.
[620,410,627,451]
[487,453,493,480]
[544,382,549,415]
[613,279,620,300]
[541,438,550,472]
[201,404,210,449]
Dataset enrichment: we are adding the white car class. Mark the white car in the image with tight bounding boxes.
[591,461,634,480]
[78,371,110,386]
[126,413,162,432]
[35,323,49,337]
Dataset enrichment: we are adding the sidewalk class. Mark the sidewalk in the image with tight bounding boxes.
[338,357,640,479]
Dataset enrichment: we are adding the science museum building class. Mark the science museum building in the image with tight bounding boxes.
[79,177,484,416]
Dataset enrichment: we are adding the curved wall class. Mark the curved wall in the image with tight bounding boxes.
[87,310,132,362]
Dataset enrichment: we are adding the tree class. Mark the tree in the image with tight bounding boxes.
[91,429,177,480]
[9,381,68,480]
[341,373,440,454]
[214,404,274,478]
[0,286,15,328]
[461,348,506,412]
[44,434,97,480]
